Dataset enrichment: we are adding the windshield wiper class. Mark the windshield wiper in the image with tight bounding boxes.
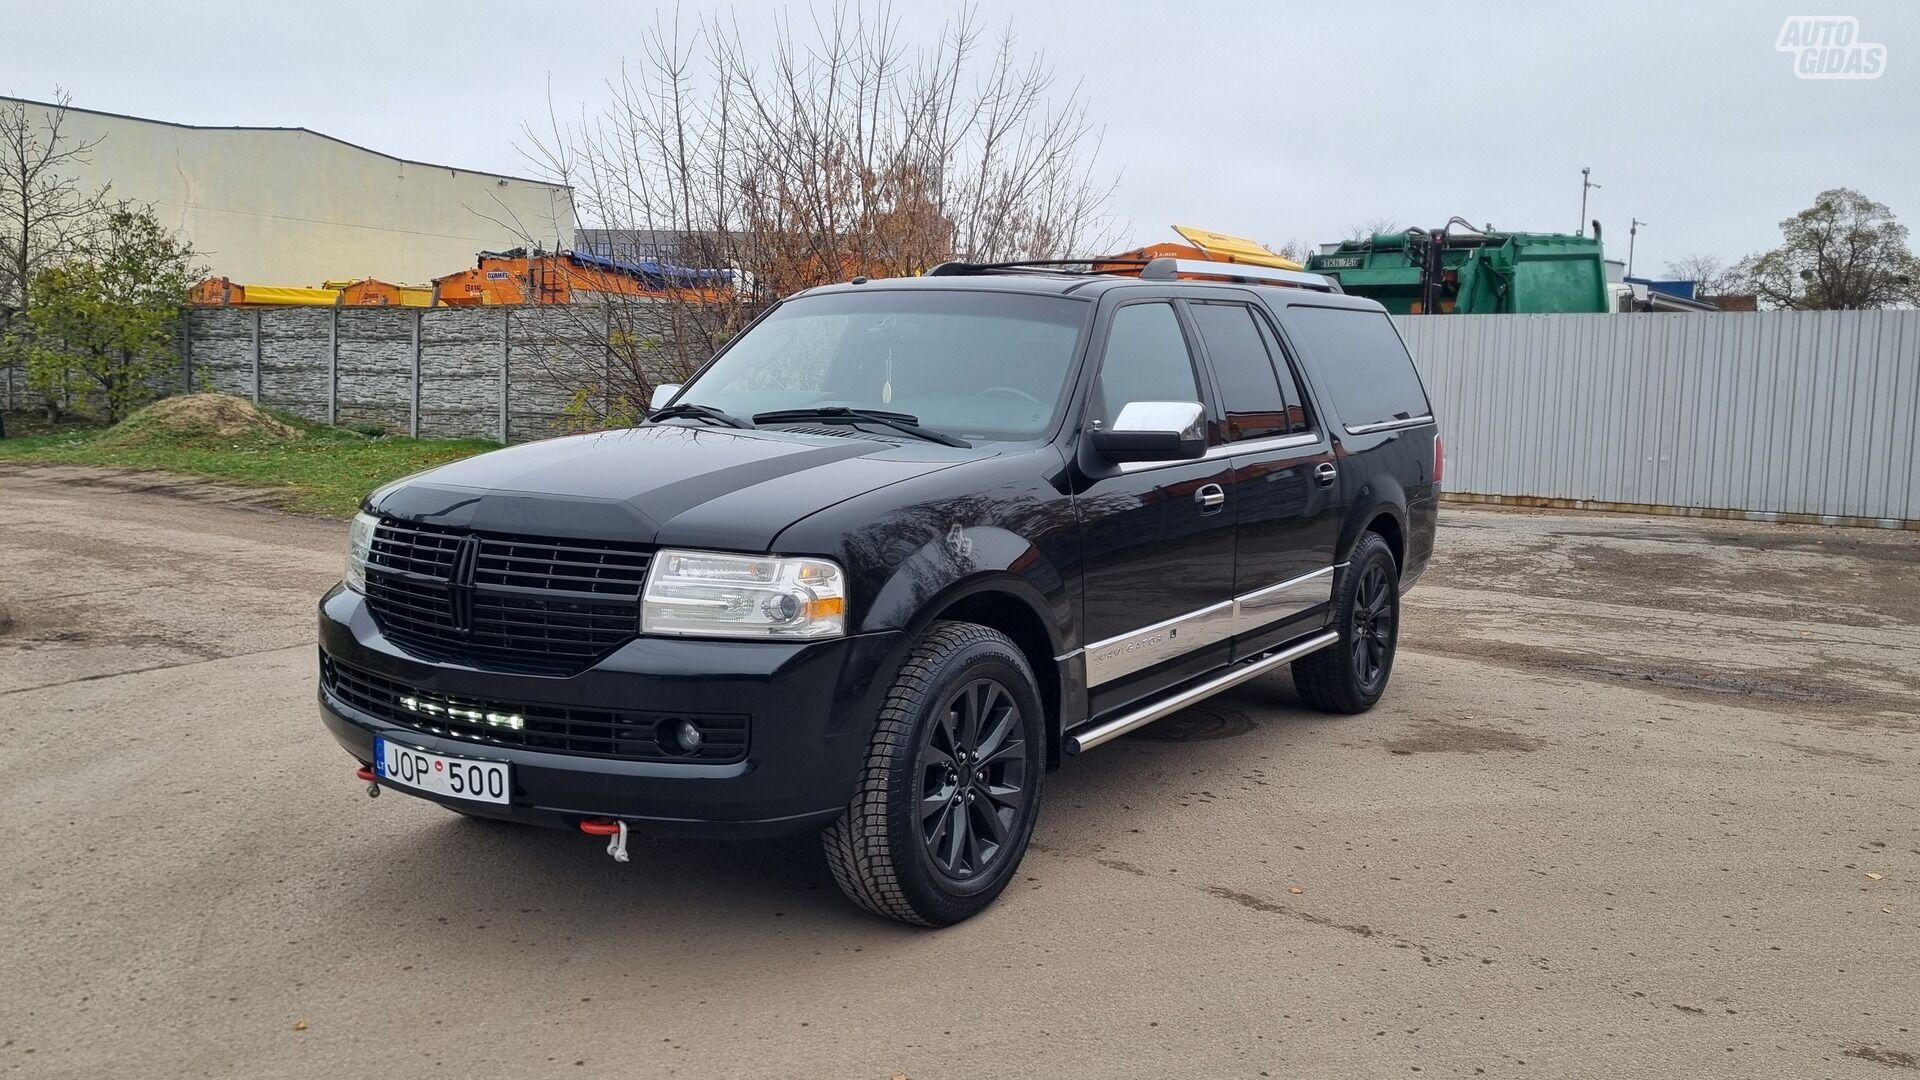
[649,402,754,429]
[752,407,971,448]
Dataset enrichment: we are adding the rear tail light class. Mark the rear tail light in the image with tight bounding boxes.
[1433,434,1445,485]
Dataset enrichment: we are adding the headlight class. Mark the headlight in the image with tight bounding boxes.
[344,511,378,592]
[642,549,846,639]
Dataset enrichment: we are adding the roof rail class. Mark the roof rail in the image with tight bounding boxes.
[925,259,1142,277]
[923,256,1340,293]
[1139,258,1342,293]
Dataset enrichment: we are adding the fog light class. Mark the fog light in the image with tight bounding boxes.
[672,719,703,754]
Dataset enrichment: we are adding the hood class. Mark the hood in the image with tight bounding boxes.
[368,424,974,551]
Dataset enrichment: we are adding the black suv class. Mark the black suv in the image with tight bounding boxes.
[318,258,1439,925]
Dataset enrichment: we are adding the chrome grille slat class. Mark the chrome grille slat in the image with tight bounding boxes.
[361,518,653,675]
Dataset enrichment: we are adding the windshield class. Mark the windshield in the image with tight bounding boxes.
[676,289,1089,442]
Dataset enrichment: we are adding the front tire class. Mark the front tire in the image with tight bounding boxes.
[1292,531,1400,714]
[823,621,1045,926]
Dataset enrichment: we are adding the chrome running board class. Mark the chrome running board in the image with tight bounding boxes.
[1063,630,1340,754]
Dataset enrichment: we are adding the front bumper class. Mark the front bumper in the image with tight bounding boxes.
[317,585,907,837]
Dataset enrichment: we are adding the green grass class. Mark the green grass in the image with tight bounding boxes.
[0,412,496,517]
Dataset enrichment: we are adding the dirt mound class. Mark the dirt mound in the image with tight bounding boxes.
[99,394,301,446]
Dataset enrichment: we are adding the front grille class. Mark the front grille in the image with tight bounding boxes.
[473,534,654,595]
[363,518,653,675]
[321,653,749,762]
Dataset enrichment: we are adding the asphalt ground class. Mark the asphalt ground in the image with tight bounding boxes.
[2,467,1915,1079]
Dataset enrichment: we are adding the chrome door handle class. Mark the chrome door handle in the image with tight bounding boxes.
[1195,483,1226,512]
[1313,462,1338,486]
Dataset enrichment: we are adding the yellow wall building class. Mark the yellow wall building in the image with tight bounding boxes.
[8,97,575,286]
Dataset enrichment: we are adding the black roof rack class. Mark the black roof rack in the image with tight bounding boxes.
[923,256,1340,293]
[925,258,1147,277]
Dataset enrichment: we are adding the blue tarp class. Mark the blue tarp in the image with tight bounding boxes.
[566,251,734,288]
[1625,276,1698,300]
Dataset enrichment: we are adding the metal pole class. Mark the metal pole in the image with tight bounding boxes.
[250,310,262,403]
[499,308,510,443]
[410,309,421,438]
[327,307,338,426]
[1627,218,1647,278]
[1579,167,1600,236]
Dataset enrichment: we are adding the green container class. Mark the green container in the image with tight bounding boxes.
[1308,229,1608,314]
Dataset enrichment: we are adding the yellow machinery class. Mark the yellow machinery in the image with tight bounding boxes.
[1098,225,1307,274]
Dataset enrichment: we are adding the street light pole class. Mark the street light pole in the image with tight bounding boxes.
[1628,218,1647,277]
[1580,167,1601,235]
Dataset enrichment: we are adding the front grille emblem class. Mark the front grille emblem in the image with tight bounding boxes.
[448,534,480,636]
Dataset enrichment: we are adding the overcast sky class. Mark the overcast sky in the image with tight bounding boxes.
[10,1,1918,276]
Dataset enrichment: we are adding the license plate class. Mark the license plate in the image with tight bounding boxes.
[375,738,510,804]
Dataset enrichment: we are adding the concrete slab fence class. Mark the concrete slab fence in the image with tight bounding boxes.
[175,304,675,444]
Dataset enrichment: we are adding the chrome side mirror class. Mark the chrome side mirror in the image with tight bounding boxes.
[1090,401,1207,462]
[648,383,682,412]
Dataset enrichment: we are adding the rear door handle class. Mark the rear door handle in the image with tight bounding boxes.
[1195,483,1226,513]
[1314,462,1338,486]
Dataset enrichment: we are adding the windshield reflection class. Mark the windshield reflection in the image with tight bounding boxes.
[678,289,1089,442]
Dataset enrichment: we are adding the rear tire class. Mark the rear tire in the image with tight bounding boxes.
[823,621,1045,926]
[1292,531,1400,714]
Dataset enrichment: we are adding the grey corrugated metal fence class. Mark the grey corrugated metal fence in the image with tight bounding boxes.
[1393,311,1920,527]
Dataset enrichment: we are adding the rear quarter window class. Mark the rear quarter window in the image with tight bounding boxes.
[1283,306,1430,430]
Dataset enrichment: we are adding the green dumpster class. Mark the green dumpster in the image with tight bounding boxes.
[1308,227,1609,314]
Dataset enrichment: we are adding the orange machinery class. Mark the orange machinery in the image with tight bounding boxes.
[431,250,737,306]
[192,277,433,307]
[323,279,433,307]
[190,277,342,307]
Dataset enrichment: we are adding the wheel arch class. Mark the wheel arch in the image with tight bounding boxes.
[1366,510,1405,571]
[910,578,1066,771]
[854,522,1075,769]
[1336,474,1411,576]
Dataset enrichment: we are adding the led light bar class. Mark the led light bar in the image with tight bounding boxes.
[399,695,524,731]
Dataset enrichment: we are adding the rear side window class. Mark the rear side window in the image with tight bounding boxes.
[1091,302,1202,425]
[1252,315,1313,434]
[1188,302,1308,441]
[1284,306,1430,430]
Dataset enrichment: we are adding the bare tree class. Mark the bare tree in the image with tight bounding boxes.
[515,2,1118,426]
[1662,253,1740,300]
[0,89,109,416]
[1273,238,1318,265]
[1345,217,1403,243]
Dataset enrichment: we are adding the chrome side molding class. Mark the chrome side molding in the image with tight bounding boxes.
[1081,566,1336,687]
[1233,565,1334,633]
[1083,600,1235,688]
[1344,415,1435,436]
[1064,630,1340,754]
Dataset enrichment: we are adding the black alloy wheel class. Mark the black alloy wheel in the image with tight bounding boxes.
[824,621,1046,926]
[1349,562,1395,692]
[917,677,1030,880]
[1291,529,1401,714]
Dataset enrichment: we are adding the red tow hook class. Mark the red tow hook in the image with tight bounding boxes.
[580,818,630,863]
[355,765,380,798]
